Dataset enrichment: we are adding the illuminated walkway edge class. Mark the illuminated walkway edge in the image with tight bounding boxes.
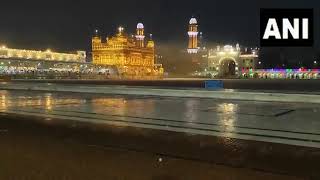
[1,82,320,103]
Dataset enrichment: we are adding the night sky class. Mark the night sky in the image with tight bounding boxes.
[0,0,320,66]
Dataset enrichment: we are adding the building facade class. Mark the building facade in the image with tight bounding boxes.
[185,17,259,78]
[0,46,89,76]
[92,23,163,78]
[0,46,86,62]
[207,45,259,77]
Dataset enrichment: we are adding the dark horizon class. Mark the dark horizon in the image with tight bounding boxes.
[0,0,320,67]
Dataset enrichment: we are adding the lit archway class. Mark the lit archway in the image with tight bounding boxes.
[219,58,237,77]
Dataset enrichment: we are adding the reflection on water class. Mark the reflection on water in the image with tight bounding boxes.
[90,97,156,118]
[0,91,84,111]
[130,99,155,117]
[89,97,156,127]
[0,90,158,118]
[45,94,53,111]
[217,103,238,134]
[184,99,200,122]
[91,98,127,115]
[0,91,8,110]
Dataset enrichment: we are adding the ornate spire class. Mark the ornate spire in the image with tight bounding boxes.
[118,26,124,35]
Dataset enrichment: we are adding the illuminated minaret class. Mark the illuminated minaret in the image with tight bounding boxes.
[136,23,145,47]
[187,18,199,54]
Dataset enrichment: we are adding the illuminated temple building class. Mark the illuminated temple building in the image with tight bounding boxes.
[92,23,163,77]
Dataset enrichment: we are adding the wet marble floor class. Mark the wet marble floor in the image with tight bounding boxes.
[0,90,320,148]
[0,117,304,180]
[1,90,320,179]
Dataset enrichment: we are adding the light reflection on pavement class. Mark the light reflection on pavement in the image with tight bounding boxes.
[1,90,320,148]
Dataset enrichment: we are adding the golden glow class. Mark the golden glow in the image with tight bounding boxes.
[91,98,127,116]
[0,94,7,111]
[45,95,53,111]
[92,25,163,77]
[217,103,238,135]
[118,26,124,34]
[0,46,86,62]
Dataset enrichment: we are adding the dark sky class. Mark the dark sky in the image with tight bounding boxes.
[0,0,319,55]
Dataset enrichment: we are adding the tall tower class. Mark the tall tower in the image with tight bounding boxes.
[187,18,199,54]
[136,23,145,47]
